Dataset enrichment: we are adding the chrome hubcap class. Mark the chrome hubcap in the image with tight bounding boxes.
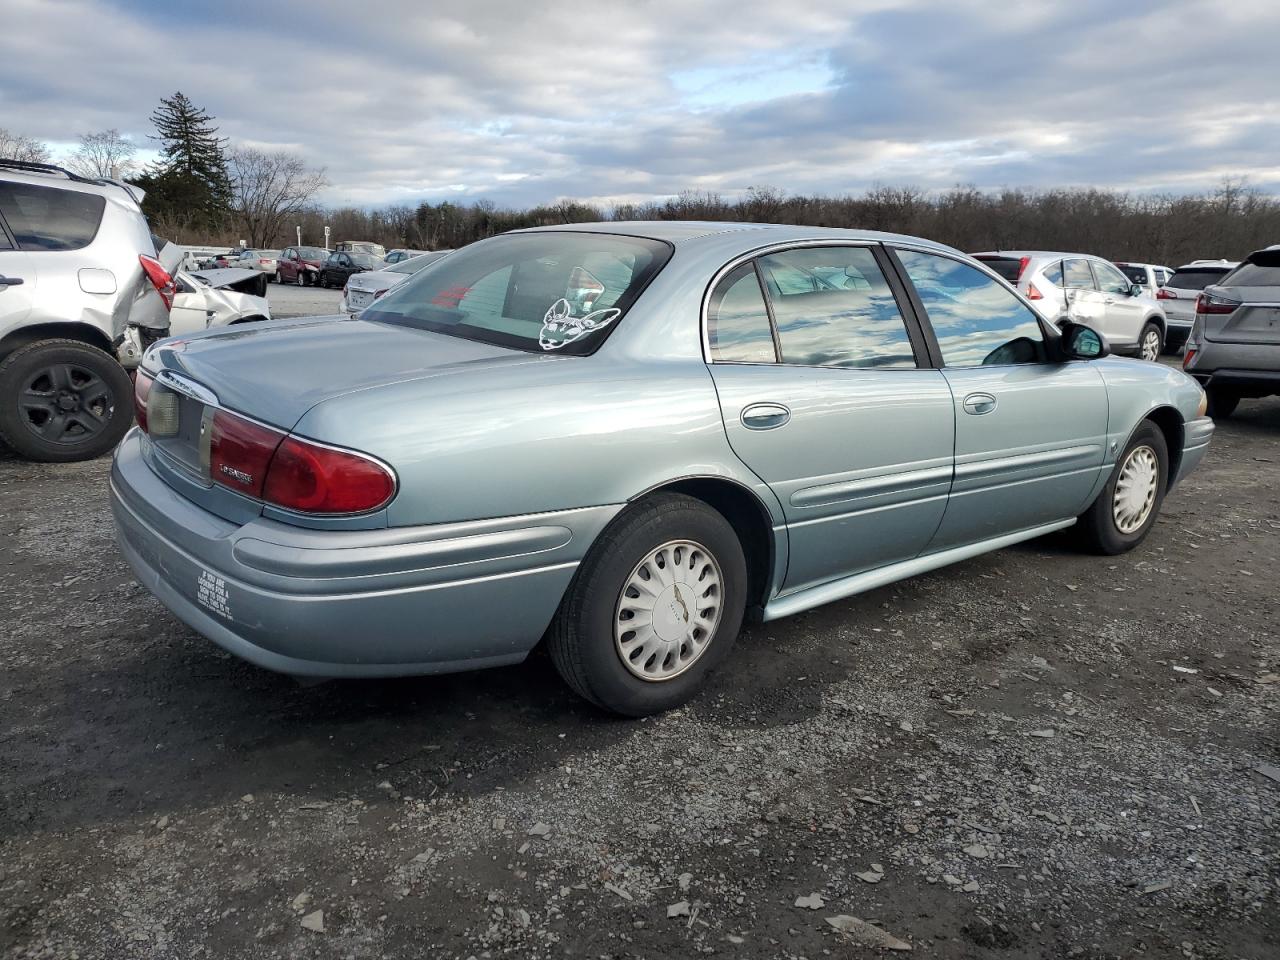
[1141,330,1160,361]
[614,540,723,682]
[1113,445,1159,534]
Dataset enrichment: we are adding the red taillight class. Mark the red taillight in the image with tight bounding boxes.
[1156,288,1176,300]
[1016,256,1031,280]
[139,254,176,311]
[1026,282,1044,300]
[263,436,396,514]
[209,410,285,499]
[259,259,271,265]
[133,371,153,432]
[1195,292,1239,315]
[1183,348,1197,369]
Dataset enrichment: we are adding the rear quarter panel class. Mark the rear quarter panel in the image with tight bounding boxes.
[291,355,786,533]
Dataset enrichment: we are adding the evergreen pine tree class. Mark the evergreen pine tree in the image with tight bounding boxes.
[138,92,231,231]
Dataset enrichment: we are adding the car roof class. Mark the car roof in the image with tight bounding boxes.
[0,162,145,204]
[514,220,960,254]
[971,250,1105,261]
[1175,260,1238,269]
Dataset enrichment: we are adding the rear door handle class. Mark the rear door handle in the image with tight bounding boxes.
[0,275,23,287]
[741,402,791,430]
[962,393,997,416]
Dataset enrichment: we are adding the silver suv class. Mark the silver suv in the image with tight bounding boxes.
[0,160,173,461]
[1183,247,1280,418]
[1157,260,1238,353]
[972,251,1168,360]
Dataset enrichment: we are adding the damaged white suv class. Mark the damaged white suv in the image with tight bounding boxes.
[0,159,174,461]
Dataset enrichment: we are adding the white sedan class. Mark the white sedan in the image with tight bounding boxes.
[341,250,451,313]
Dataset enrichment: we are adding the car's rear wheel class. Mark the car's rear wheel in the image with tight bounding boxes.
[1206,387,1239,419]
[1139,321,1163,362]
[548,493,747,716]
[1076,420,1168,555]
[0,339,134,462]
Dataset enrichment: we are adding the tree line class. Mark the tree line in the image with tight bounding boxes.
[5,102,1278,265]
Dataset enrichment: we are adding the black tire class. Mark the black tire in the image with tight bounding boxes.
[1206,388,1239,419]
[1076,420,1168,555]
[1138,320,1163,362]
[295,270,306,287]
[0,339,134,462]
[548,493,748,716]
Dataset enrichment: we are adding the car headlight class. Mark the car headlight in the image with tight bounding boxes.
[1196,387,1208,418]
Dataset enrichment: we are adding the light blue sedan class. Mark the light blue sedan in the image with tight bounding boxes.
[112,223,1213,715]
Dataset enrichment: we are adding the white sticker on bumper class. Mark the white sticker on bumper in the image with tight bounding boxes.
[196,569,232,620]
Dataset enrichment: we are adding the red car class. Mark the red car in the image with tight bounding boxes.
[276,245,331,286]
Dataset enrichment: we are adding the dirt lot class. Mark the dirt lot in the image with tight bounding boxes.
[1,392,1277,960]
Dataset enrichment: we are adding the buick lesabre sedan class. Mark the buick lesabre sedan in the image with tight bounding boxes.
[112,223,1214,715]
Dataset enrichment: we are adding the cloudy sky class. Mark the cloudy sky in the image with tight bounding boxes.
[3,0,1278,209]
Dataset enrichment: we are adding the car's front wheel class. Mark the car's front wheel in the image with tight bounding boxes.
[0,339,134,462]
[1077,420,1168,554]
[548,493,747,716]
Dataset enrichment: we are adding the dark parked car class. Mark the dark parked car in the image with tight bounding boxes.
[319,251,381,289]
[277,245,330,286]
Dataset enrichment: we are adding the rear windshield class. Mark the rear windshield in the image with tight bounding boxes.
[972,256,1023,283]
[1222,251,1280,287]
[0,181,106,251]
[1117,265,1149,284]
[364,232,672,355]
[1166,267,1231,290]
[388,251,447,275]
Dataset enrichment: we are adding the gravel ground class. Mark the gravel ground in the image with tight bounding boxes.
[1,389,1277,959]
[263,280,345,319]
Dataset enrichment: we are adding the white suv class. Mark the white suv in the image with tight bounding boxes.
[972,250,1168,361]
[0,159,174,461]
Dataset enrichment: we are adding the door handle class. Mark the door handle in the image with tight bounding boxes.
[741,402,791,430]
[962,393,997,416]
[0,275,23,287]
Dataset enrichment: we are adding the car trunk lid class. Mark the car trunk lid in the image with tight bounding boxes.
[1202,286,1280,345]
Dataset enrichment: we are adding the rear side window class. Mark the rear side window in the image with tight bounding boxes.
[1166,267,1231,290]
[1117,265,1149,285]
[0,181,106,251]
[707,263,777,363]
[756,247,917,369]
[1041,261,1064,287]
[1063,259,1095,289]
[898,250,1046,368]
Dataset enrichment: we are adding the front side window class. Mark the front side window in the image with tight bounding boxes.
[897,250,1046,368]
[364,232,672,355]
[707,263,776,363]
[1063,258,1095,290]
[756,247,917,368]
[1094,262,1132,295]
[0,182,106,252]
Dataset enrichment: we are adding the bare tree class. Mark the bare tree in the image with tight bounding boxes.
[67,129,138,179]
[0,127,51,163]
[228,148,328,248]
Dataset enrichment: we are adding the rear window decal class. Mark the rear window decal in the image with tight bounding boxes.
[539,298,621,351]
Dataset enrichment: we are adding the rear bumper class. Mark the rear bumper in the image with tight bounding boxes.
[1189,368,1280,397]
[110,429,620,677]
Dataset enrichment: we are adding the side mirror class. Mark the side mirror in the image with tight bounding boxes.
[1129,283,1145,297]
[1059,320,1109,361]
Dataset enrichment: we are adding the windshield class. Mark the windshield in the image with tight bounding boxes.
[297,246,328,259]
[388,251,448,275]
[1117,265,1149,284]
[1167,267,1231,290]
[363,232,672,355]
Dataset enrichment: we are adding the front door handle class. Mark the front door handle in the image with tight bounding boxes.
[962,393,997,416]
[0,275,23,287]
[741,402,791,430]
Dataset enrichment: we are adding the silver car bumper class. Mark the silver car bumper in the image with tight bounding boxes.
[110,429,619,677]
